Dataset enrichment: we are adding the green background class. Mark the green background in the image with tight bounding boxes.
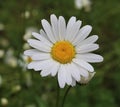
[0,0,120,107]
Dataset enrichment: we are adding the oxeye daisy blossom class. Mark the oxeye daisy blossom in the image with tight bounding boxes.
[24,14,103,88]
[75,0,91,12]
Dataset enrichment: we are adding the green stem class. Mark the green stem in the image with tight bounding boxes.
[61,86,71,107]
[56,82,60,107]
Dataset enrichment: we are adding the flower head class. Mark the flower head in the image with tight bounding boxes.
[24,14,103,88]
[0,49,4,58]
[0,23,5,31]
[1,98,8,106]
[18,54,32,71]
[4,48,17,68]
[23,27,38,41]
[75,0,91,12]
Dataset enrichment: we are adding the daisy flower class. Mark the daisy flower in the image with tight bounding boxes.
[0,49,4,58]
[75,0,91,12]
[24,14,103,88]
[23,27,38,41]
[4,48,17,68]
[0,23,5,31]
[1,98,8,106]
[18,54,32,71]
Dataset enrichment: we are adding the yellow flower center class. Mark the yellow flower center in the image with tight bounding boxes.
[27,56,32,63]
[51,41,76,64]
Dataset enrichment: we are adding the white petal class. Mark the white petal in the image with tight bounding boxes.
[27,39,51,52]
[66,63,81,82]
[27,61,41,70]
[71,78,76,87]
[58,64,72,86]
[63,65,72,85]
[73,25,92,45]
[75,64,89,77]
[40,29,48,39]
[50,14,59,41]
[28,59,52,71]
[76,53,103,63]
[51,61,60,76]
[34,59,50,71]
[40,60,55,77]
[41,19,56,43]
[58,16,66,40]
[76,44,99,53]
[58,65,66,88]
[24,49,40,56]
[67,16,76,30]
[65,16,76,40]
[32,32,52,47]
[66,20,82,42]
[78,35,98,46]
[31,53,51,60]
[73,58,94,72]
[40,68,51,77]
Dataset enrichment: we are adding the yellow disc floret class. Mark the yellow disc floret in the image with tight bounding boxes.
[27,56,32,63]
[51,41,76,64]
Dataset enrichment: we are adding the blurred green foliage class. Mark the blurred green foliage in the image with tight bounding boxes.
[0,0,120,107]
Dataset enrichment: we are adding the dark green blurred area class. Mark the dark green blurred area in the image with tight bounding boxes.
[0,0,120,107]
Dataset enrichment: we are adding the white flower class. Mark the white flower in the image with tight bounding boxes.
[23,27,38,41]
[21,10,30,19]
[4,49,17,68]
[0,49,4,58]
[24,10,30,19]
[75,0,91,12]
[1,98,8,106]
[0,23,5,31]
[0,38,9,47]
[23,43,30,50]
[12,85,21,93]
[18,54,32,71]
[24,14,103,88]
